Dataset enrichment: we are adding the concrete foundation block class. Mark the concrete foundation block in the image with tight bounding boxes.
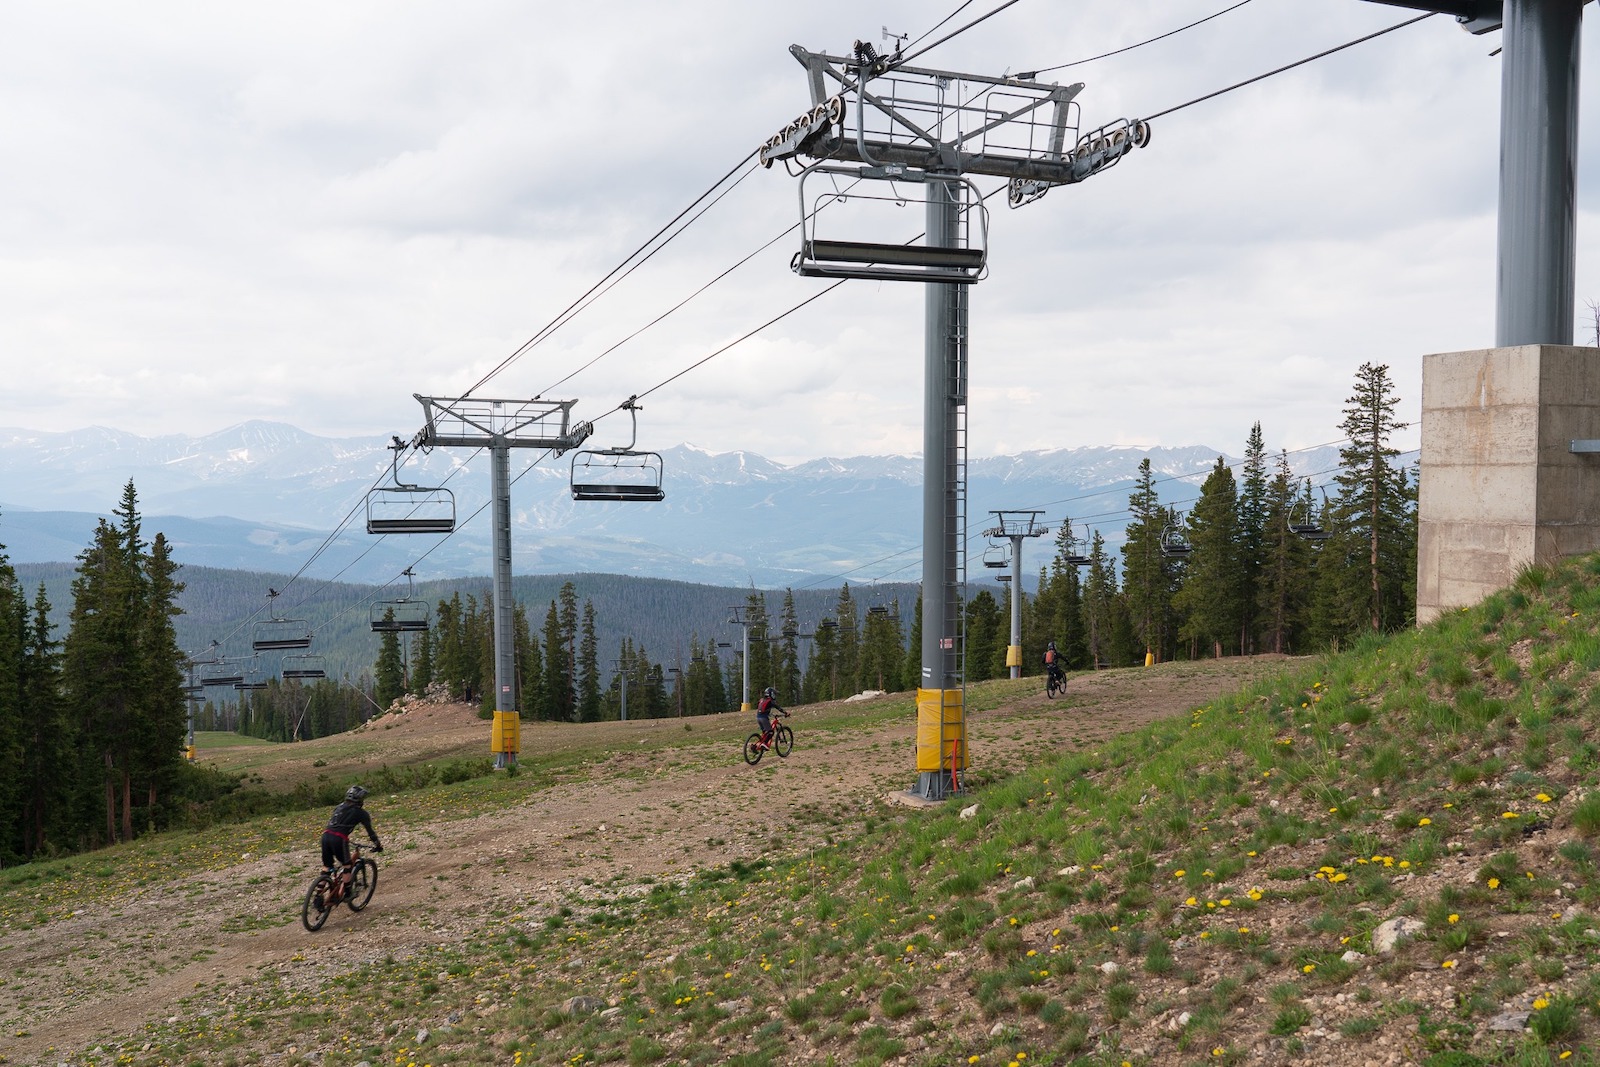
[1417,345,1600,624]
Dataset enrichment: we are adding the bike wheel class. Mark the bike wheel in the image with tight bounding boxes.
[743,733,764,765]
[773,724,794,758]
[346,859,378,911]
[301,874,333,932]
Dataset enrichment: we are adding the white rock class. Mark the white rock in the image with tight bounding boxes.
[1059,865,1082,876]
[1100,961,1122,976]
[959,804,979,820]
[1013,876,1035,891]
[1372,917,1426,955]
[1341,950,1365,964]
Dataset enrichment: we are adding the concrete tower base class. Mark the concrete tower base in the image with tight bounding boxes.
[1417,345,1600,624]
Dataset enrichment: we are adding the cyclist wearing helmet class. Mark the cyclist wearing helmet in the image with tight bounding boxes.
[321,784,383,876]
[1043,639,1064,688]
[755,686,786,749]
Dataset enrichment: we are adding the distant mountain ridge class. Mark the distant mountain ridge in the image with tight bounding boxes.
[0,421,1340,585]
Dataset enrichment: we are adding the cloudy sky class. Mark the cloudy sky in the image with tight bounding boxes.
[2,1,1597,465]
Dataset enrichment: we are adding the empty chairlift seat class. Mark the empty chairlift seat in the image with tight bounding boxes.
[252,617,312,652]
[792,165,989,285]
[570,449,665,502]
[371,599,430,633]
[282,653,327,681]
[570,400,665,502]
[365,486,456,535]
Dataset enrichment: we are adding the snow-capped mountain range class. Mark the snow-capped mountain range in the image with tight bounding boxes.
[0,422,1339,586]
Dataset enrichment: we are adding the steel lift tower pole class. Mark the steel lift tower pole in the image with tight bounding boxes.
[985,511,1048,680]
[1359,0,1584,345]
[763,38,1149,799]
[728,606,755,712]
[412,395,590,768]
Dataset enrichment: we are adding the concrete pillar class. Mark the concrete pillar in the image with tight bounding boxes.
[1417,345,1600,623]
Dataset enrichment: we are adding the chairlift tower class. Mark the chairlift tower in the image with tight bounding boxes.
[409,394,591,768]
[727,606,756,712]
[985,510,1048,680]
[764,38,1148,799]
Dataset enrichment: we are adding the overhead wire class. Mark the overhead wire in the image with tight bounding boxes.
[457,148,762,401]
[1014,0,1255,79]
[1144,11,1437,122]
[219,8,1443,658]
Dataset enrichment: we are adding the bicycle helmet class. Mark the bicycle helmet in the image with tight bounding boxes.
[763,686,778,701]
[345,785,369,803]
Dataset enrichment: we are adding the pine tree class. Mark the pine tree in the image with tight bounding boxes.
[411,630,434,694]
[577,600,601,722]
[833,585,860,694]
[20,585,69,857]
[538,600,574,721]
[373,614,405,710]
[1080,533,1118,669]
[859,599,904,692]
[1318,363,1414,638]
[1173,458,1245,658]
[0,533,22,862]
[1237,423,1269,653]
[963,590,1003,683]
[1258,455,1314,653]
[1120,460,1178,662]
[776,590,802,704]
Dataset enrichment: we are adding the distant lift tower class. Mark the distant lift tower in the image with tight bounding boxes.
[762,38,1148,799]
[985,511,1048,680]
[410,395,592,768]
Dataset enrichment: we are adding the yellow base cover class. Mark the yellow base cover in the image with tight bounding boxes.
[490,710,521,754]
[1006,644,1022,668]
[915,688,966,773]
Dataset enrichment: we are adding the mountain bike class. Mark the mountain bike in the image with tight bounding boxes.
[1045,668,1066,700]
[743,712,794,765]
[301,839,380,931]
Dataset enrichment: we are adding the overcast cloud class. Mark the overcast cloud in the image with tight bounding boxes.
[1,1,1597,465]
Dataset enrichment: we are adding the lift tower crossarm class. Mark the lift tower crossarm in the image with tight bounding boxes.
[402,394,592,769]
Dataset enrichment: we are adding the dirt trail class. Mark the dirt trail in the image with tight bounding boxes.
[1,657,1298,1065]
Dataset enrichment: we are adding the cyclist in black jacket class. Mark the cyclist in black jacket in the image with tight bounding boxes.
[321,785,383,875]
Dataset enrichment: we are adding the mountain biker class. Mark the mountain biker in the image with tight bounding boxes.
[322,785,383,879]
[756,686,786,748]
[1043,640,1065,688]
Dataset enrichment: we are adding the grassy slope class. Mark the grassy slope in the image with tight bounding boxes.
[12,556,1600,1065]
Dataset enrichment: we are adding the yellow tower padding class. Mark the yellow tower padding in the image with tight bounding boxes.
[1005,644,1022,668]
[186,744,196,762]
[491,710,521,755]
[916,687,966,773]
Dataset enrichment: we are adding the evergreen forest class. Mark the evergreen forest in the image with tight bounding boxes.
[0,364,1417,864]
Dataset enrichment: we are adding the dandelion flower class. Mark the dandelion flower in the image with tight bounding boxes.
[1448,914,1460,924]
[1302,963,1316,974]
[1536,793,1552,803]
[1442,959,1457,969]
[1488,877,1501,889]
[1418,817,1432,826]
[1534,997,1550,1010]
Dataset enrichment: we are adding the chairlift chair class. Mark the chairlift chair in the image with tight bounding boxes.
[793,163,988,285]
[1159,522,1193,560]
[201,666,245,687]
[283,653,327,681]
[981,543,1007,569]
[569,400,665,502]
[366,437,457,535]
[371,567,431,633]
[252,617,311,652]
[1288,490,1331,542]
[371,599,430,633]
